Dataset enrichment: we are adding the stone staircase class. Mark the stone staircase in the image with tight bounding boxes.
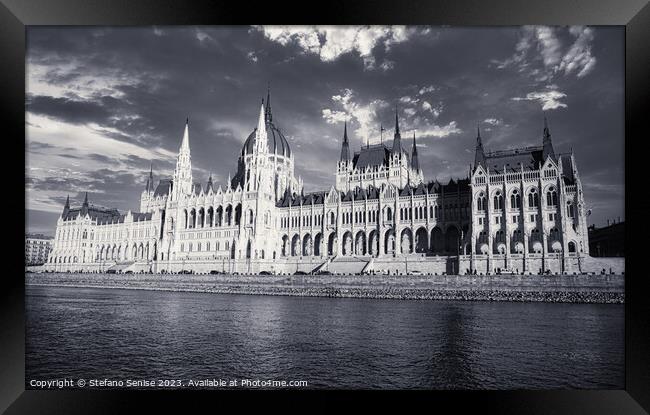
[324,256,371,275]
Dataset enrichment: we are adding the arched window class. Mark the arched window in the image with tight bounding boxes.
[528,188,539,208]
[568,241,576,253]
[510,189,521,209]
[566,201,574,218]
[546,186,557,207]
[493,191,503,210]
[531,228,541,241]
[330,212,335,225]
[477,192,486,211]
[386,207,393,221]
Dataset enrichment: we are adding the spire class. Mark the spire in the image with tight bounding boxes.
[255,102,268,154]
[411,132,420,171]
[173,117,193,198]
[180,117,190,152]
[206,173,213,192]
[257,103,267,136]
[145,162,154,192]
[542,116,555,160]
[81,192,89,216]
[340,121,350,161]
[474,123,485,168]
[392,106,402,154]
[62,194,70,218]
[265,83,272,123]
[394,106,400,136]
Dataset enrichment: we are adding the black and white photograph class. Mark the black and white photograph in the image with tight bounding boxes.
[24,25,626,390]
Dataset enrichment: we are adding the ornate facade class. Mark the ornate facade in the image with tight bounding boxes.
[45,91,591,275]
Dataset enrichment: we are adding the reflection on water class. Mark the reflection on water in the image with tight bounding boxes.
[25,285,624,389]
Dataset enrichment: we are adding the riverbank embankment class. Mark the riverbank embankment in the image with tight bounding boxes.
[25,272,624,304]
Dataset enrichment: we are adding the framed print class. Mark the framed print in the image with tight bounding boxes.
[2,0,649,413]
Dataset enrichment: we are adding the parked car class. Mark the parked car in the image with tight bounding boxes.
[407,270,422,275]
[209,270,222,274]
[293,270,308,275]
[316,270,331,275]
[259,270,272,275]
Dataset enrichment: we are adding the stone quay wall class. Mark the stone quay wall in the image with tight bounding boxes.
[26,272,625,304]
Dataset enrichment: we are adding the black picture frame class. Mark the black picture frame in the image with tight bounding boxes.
[2,0,648,413]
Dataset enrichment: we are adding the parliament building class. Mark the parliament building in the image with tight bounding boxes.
[44,91,593,275]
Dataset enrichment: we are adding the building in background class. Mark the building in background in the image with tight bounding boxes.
[44,91,597,275]
[589,220,624,257]
[25,233,54,265]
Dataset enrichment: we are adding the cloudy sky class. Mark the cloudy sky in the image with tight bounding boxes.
[25,26,624,236]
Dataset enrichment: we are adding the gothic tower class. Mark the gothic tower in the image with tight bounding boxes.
[172,119,193,200]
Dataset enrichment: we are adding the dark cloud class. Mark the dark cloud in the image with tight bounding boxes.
[27,95,111,125]
[26,26,624,233]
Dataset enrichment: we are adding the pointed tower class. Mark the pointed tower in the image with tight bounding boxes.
[411,131,420,171]
[147,163,154,192]
[206,173,213,193]
[172,118,193,198]
[62,194,70,218]
[391,107,402,154]
[81,192,89,216]
[474,124,485,169]
[542,117,556,160]
[265,84,272,123]
[340,121,350,161]
[254,102,268,154]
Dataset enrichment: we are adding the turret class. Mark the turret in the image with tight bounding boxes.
[340,121,350,162]
[474,124,485,168]
[145,163,154,192]
[265,84,272,123]
[542,117,556,161]
[172,118,193,197]
[391,107,402,154]
[81,192,89,216]
[255,102,268,154]
[411,132,420,171]
[62,194,70,218]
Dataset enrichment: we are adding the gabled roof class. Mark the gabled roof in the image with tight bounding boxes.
[483,146,544,172]
[276,190,328,208]
[352,144,391,169]
[132,212,153,222]
[413,183,426,195]
[153,179,172,197]
[399,186,412,196]
[560,154,576,185]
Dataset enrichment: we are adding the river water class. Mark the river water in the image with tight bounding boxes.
[25,285,624,389]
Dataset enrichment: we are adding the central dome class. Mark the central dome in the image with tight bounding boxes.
[242,120,291,157]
